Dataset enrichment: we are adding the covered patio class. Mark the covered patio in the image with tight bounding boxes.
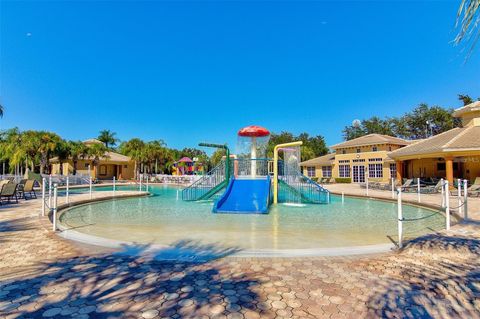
[390,101,480,186]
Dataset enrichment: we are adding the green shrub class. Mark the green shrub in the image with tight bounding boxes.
[311,177,319,182]
[335,178,351,183]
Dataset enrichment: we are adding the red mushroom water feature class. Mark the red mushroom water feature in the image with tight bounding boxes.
[237,125,270,177]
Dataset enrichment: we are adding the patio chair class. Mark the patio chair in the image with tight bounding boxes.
[20,180,37,200]
[421,180,443,194]
[0,182,19,204]
[401,179,414,192]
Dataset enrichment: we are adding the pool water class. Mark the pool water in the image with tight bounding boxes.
[59,185,445,250]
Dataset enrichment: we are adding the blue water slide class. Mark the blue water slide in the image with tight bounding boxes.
[213,176,271,214]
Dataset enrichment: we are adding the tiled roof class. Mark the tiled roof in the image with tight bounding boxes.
[453,101,480,117]
[300,153,335,166]
[330,134,411,149]
[389,126,480,158]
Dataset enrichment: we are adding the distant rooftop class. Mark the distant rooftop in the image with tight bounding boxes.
[330,134,411,149]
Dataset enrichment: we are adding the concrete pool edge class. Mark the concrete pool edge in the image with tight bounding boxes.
[50,191,451,258]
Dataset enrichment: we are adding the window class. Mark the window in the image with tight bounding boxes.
[306,166,316,177]
[388,146,392,151]
[339,165,350,178]
[322,166,332,178]
[339,160,350,163]
[390,163,396,178]
[368,158,382,162]
[437,163,446,171]
[368,164,383,178]
[342,150,346,154]
[353,159,365,163]
[124,165,128,168]
[100,165,107,175]
[356,148,361,153]
[372,146,378,152]
[85,163,90,168]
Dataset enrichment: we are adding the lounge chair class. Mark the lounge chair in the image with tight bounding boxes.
[401,179,414,192]
[20,180,37,200]
[421,180,443,194]
[0,183,19,204]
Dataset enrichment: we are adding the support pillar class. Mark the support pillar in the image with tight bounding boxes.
[445,157,454,187]
[395,161,403,184]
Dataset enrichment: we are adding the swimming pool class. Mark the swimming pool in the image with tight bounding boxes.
[58,185,444,254]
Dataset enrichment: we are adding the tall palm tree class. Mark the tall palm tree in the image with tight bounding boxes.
[118,138,145,179]
[98,130,118,149]
[69,141,89,175]
[87,143,108,179]
[37,132,62,174]
[455,0,480,55]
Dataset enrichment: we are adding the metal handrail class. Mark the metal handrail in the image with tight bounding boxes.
[279,172,330,204]
[182,160,227,201]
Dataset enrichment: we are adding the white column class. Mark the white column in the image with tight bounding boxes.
[113,176,116,197]
[89,176,93,199]
[445,180,450,231]
[391,178,395,199]
[251,137,257,178]
[397,187,403,249]
[417,178,421,203]
[365,171,369,196]
[42,177,46,216]
[139,174,143,191]
[441,178,445,207]
[66,176,69,204]
[463,179,468,220]
[457,178,462,217]
[52,184,58,231]
[48,174,52,208]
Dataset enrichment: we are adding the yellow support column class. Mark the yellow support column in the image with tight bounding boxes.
[273,141,303,204]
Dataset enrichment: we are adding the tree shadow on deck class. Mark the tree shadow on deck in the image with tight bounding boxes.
[0,218,36,243]
[0,240,267,319]
[367,234,480,318]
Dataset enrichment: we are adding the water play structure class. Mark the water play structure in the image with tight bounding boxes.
[182,125,330,213]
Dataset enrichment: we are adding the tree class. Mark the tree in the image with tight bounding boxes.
[118,138,145,179]
[210,149,226,167]
[455,0,480,56]
[68,141,89,175]
[37,132,62,174]
[87,143,108,179]
[341,103,461,140]
[98,130,118,149]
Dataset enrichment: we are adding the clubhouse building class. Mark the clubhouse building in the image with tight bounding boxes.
[302,101,480,185]
[50,139,135,180]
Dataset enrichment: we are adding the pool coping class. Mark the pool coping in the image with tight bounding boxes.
[49,190,453,258]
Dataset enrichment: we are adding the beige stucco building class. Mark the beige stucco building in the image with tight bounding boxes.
[50,139,135,180]
[301,134,411,183]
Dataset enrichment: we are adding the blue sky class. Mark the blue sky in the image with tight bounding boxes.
[1,1,479,151]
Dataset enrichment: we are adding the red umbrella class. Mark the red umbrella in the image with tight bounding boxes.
[238,125,270,137]
[177,157,193,163]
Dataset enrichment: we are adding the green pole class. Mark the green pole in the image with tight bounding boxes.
[198,143,231,181]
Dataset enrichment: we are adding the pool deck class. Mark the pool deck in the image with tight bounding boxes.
[0,189,479,318]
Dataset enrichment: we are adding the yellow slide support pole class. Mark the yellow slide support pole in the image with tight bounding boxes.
[273,141,303,204]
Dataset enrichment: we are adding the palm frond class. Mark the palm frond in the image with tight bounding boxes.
[455,0,480,58]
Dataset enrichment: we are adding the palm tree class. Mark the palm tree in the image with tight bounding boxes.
[87,143,108,179]
[98,130,118,149]
[68,141,89,175]
[37,132,62,174]
[118,138,145,179]
[455,0,480,56]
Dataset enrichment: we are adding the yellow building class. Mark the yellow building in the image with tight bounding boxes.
[50,139,135,180]
[301,134,411,183]
[389,101,480,185]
